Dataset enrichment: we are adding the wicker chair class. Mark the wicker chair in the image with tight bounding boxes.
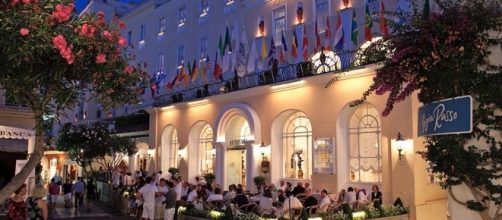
[237,203,259,214]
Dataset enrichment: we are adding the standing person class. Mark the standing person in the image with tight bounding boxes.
[62,179,73,208]
[155,171,162,185]
[156,179,169,219]
[73,177,85,208]
[85,179,96,212]
[163,181,177,220]
[6,183,27,220]
[138,177,158,220]
[48,179,60,208]
[27,185,48,220]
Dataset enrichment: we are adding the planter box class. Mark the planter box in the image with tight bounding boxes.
[178,215,208,220]
[371,214,409,220]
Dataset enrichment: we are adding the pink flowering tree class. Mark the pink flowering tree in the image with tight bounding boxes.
[0,0,147,203]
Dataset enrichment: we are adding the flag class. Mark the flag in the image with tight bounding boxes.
[191,59,198,82]
[334,14,344,51]
[280,29,288,64]
[379,0,389,37]
[291,29,298,59]
[324,16,332,48]
[224,25,232,53]
[315,18,321,52]
[231,20,239,72]
[150,81,157,98]
[218,34,225,57]
[166,72,178,90]
[365,4,373,41]
[351,9,358,46]
[423,0,430,19]
[260,36,267,60]
[213,52,222,81]
[247,38,258,73]
[236,21,249,77]
[202,55,210,83]
[187,61,192,79]
[302,25,309,61]
[268,37,276,59]
[181,65,190,86]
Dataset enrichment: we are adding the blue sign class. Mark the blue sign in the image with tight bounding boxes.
[418,95,472,136]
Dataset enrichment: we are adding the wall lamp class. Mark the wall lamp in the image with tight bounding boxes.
[396,132,405,161]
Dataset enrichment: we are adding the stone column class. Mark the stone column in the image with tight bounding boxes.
[244,140,257,193]
[213,142,226,187]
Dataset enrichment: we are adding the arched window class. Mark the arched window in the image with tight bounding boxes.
[282,112,312,179]
[199,124,214,174]
[161,126,179,170]
[349,103,382,182]
[310,50,342,74]
[170,129,179,167]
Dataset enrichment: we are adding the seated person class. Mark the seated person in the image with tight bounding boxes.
[303,188,318,214]
[345,187,357,205]
[223,184,236,202]
[259,189,277,217]
[318,189,331,213]
[232,188,249,209]
[207,188,223,202]
[280,191,303,219]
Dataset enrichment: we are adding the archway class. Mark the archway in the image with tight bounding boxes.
[187,121,214,182]
[214,103,261,188]
[160,125,179,172]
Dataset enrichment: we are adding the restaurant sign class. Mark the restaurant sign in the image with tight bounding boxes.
[0,125,35,139]
[418,95,472,136]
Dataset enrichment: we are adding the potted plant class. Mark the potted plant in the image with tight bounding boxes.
[253,176,266,192]
[168,167,179,178]
[204,173,215,184]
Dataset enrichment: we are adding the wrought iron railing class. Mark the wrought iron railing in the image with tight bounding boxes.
[153,50,365,107]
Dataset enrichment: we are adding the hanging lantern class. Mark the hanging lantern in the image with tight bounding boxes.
[258,16,265,36]
[296,2,304,24]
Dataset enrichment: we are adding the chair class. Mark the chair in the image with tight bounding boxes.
[238,203,258,214]
[281,208,303,220]
[304,205,319,217]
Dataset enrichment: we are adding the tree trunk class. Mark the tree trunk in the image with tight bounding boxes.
[0,133,44,204]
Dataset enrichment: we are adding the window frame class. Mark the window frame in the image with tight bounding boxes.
[272,5,287,46]
[199,124,214,174]
[178,7,187,27]
[177,45,185,67]
[282,112,313,180]
[159,17,166,35]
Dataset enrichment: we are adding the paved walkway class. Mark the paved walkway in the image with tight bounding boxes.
[48,196,135,220]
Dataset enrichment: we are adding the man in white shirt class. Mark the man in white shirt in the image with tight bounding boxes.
[138,177,159,220]
[156,179,169,203]
[187,185,199,202]
[318,189,331,213]
[155,171,163,185]
[281,191,303,219]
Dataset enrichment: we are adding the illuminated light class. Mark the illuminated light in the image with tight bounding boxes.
[225,0,234,6]
[160,105,174,111]
[353,211,367,219]
[138,40,145,45]
[147,149,155,156]
[270,80,305,91]
[187,99,209,107]
[200,12,207,17]
[157,32,164,37]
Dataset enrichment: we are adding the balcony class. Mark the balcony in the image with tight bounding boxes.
[153,49,380,108]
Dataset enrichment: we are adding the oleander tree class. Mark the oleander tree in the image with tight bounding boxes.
[56,122,136,182]
[352,1,501,219]
[0,0,147,203]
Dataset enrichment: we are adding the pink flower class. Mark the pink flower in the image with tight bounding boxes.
[118,36,127,47]
[96,11,105,18]
[21,0,29,4]
[51,3,74,23]
[119,21,126,29]
[52,35,67,49]
[103,30,113,40]
[95,53,106,64]
[19,28,29,36]
[78,23,96,38]
[10,0,19,6]
[124,66,134,74]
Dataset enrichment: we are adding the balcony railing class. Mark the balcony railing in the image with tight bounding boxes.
[153,49,372,107]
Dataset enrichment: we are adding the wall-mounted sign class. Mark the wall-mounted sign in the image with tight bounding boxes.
[0,126,35,139]
[418,95,472,136]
